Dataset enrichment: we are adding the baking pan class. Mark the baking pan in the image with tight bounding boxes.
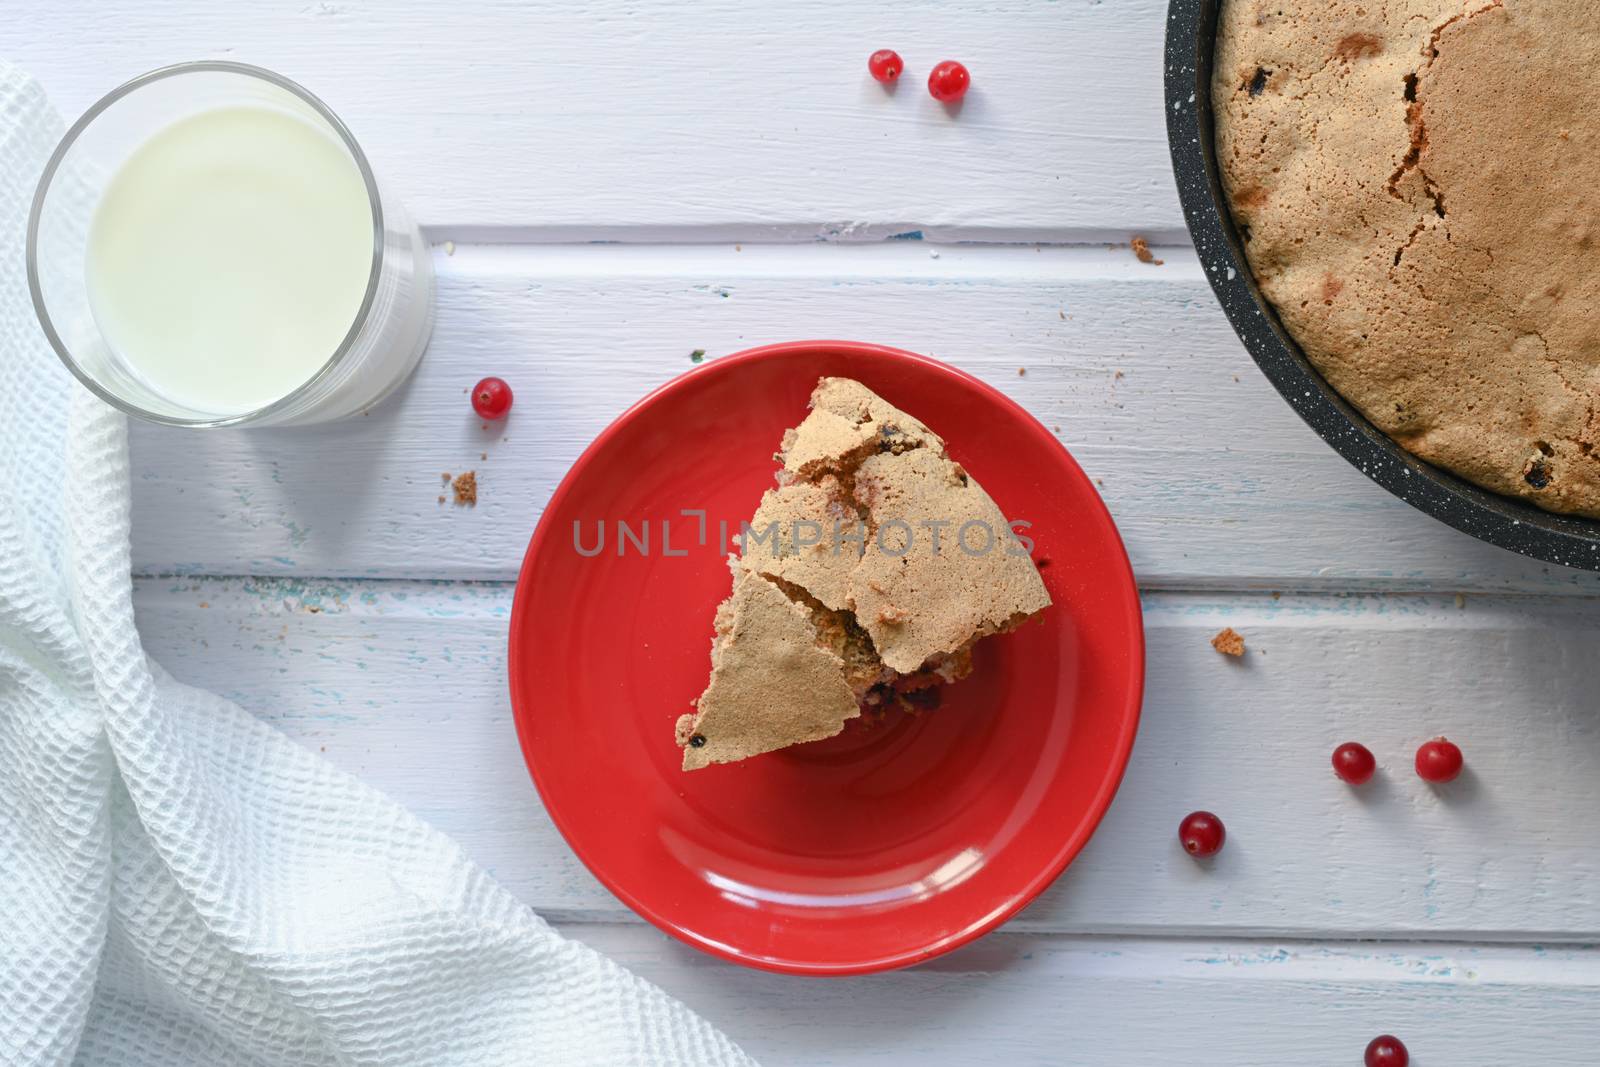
[1164,0,1600,571]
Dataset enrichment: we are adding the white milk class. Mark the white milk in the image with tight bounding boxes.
[86,105,374,415]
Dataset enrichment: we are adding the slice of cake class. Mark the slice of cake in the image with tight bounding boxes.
[676,377,1052,771]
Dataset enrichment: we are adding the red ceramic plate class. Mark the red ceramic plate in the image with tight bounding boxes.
[509,341,1143,975]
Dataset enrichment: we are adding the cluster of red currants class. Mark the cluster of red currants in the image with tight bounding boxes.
[868,50,970,103]
[1178,738,1466,861]
[1171,742,1462,1065]
[1333,737,1464,787]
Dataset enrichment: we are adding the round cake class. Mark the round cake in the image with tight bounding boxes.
[1213,1,1600,517]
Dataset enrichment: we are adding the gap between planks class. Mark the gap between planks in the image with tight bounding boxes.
[127,572,1600,604]
[562,924,1600,983]
[419,225,1196,248]
[420,238,1202,280]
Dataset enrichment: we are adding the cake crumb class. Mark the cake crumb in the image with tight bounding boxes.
[1114,370,1125,380]
[1455,593,1466,609]
[437,495,445,504]
[1017,367,1027,377]
[1053,424,1062,433]
[441,472,451,481]
[1211,627,1246,657]
[452,471,478,506]
[1131,237,1164,265]
[444,240,456,256]
[480,452,487,461]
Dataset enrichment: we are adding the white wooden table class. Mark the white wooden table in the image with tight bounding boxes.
[13,3,1600,1063]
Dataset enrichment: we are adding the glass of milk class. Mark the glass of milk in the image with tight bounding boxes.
[27,61,433,427]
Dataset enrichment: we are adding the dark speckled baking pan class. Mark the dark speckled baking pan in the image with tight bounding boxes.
[1165,0,1600,572]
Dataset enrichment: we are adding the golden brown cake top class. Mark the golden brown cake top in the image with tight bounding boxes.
[736,480,859,612]
[1214,1,1600,517]
[849,446,1050,673]
[677,376,1053,769]
[755,377,1049,673]
[778,376,943,478]
[676,564,860,771]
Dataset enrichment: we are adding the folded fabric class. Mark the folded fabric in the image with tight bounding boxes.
[0,60,753,1067]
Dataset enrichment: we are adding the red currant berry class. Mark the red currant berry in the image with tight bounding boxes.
[1415,737,1463,783]
[1332,742,1377,785]
[471,377,513,420]
[1364,1034,1409,1067]
[927,60,971,103]
[868,49,903,84]
[1178,811,1225,857]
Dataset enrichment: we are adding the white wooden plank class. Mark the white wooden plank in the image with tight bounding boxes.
[128,244,1600,593]
[566,924,1600,1067]
[0,0,1182,242]
[133,576,1600,940]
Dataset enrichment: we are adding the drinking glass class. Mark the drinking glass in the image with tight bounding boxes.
[27,61,434,427]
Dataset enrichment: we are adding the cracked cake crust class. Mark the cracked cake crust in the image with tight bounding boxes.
[676,377,1053,770]
[1214,1,1600,518]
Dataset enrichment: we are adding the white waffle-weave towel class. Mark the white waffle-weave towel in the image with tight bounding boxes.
[0,61,753,1067]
